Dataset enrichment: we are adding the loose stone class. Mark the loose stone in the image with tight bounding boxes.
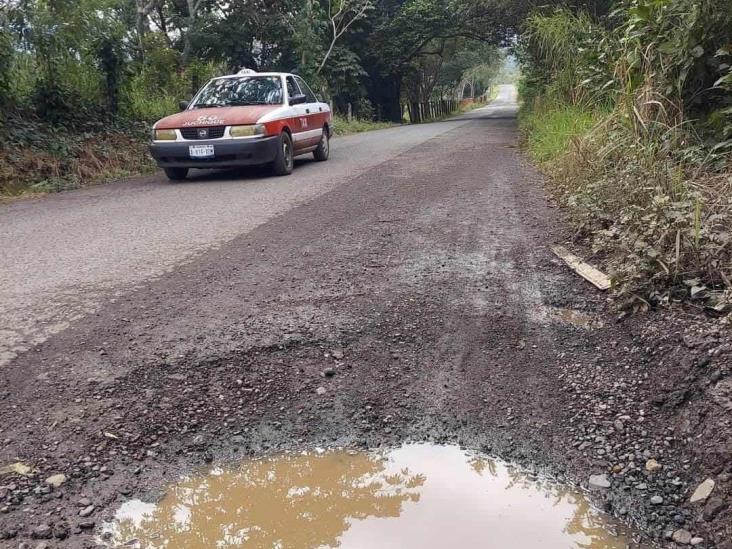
[672,529,692,545]
[45,474,67,488]
[31,525,52,540]
[588,474,611,490]
[689,478,715,504]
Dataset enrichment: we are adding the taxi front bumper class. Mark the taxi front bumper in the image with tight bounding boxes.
[149,136,280,168]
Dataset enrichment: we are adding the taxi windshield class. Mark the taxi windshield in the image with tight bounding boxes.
[192,76,283,108]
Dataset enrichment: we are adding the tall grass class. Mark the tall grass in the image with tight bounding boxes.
[520,102,601,163]
[519,6,732,307]
[331,115,395,135]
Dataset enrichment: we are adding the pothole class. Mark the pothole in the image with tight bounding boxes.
[552,307,597,329]
[100,444,639,548]
[533,306,602,329]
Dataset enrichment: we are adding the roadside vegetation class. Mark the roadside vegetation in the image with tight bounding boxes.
[0,0,507,198]
[518,0,732,310]
[331,115,394,136]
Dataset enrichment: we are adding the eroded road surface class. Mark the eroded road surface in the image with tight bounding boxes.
[1,86,730,547]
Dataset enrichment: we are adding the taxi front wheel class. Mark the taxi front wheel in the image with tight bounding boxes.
[164,167,188,181]
[271,132,294,176]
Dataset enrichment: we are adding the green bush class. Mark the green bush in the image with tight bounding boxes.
[120,46,223,123]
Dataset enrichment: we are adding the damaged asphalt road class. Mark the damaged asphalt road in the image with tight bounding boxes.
[0,88,731,547]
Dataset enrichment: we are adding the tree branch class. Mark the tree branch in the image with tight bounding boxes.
[317,0,372,75]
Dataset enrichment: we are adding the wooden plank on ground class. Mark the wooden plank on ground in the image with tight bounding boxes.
[551,245,612,291]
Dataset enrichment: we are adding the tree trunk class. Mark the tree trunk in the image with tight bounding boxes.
[136,9,147,59]
[181,0,199,67]
[135,0,158,61]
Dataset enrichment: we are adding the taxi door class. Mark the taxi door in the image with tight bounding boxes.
[286,76,310,151]
[294,76,327,148]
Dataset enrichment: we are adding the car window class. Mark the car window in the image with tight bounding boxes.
[294,76,317,103]
[286,76,301,102]
[192,76,283,107]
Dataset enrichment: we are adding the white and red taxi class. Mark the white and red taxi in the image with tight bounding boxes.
[150,70,331,180]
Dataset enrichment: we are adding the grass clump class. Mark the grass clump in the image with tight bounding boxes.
[520,103,601,163]
[331,115,395,136]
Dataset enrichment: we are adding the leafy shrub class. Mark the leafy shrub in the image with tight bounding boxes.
[120,42,222,123]
[355,97,375,120]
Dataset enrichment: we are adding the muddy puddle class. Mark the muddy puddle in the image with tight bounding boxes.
[101,444,636,548]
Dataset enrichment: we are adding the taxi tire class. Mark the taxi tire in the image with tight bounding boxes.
[271,132,294,176]
[164,167,188,181]
[313,129,330,162]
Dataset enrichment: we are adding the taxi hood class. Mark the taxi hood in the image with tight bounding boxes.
[154,105,281,129]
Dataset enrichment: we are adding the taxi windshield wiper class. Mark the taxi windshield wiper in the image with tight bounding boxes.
[227,101,271,106]
[193,103,226,108]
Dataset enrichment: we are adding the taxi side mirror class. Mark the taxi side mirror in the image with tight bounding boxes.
[179,100,190,111]
[290,94,307,105]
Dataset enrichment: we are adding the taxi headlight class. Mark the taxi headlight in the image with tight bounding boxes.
[154,129,177,141]
[230,124,265,138]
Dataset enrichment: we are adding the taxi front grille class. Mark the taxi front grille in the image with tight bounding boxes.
[180,126,226,140]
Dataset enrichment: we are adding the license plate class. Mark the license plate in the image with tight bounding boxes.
[189,145,214,159]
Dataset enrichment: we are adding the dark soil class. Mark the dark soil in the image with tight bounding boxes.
[0,118,730,548]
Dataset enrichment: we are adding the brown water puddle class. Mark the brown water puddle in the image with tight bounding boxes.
[553,307,595,329]
[101,444,636,548]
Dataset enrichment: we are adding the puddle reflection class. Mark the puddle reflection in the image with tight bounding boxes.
[102,444,632,548]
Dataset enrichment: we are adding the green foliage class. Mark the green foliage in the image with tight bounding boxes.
[1,0,517,126]
[519,1,732,306]
[619,0,731,107]
[321,47,368,110]
[519,8,615,107]
[0,28,13,108]
[355,97,375,120]
[520,102,601,163]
